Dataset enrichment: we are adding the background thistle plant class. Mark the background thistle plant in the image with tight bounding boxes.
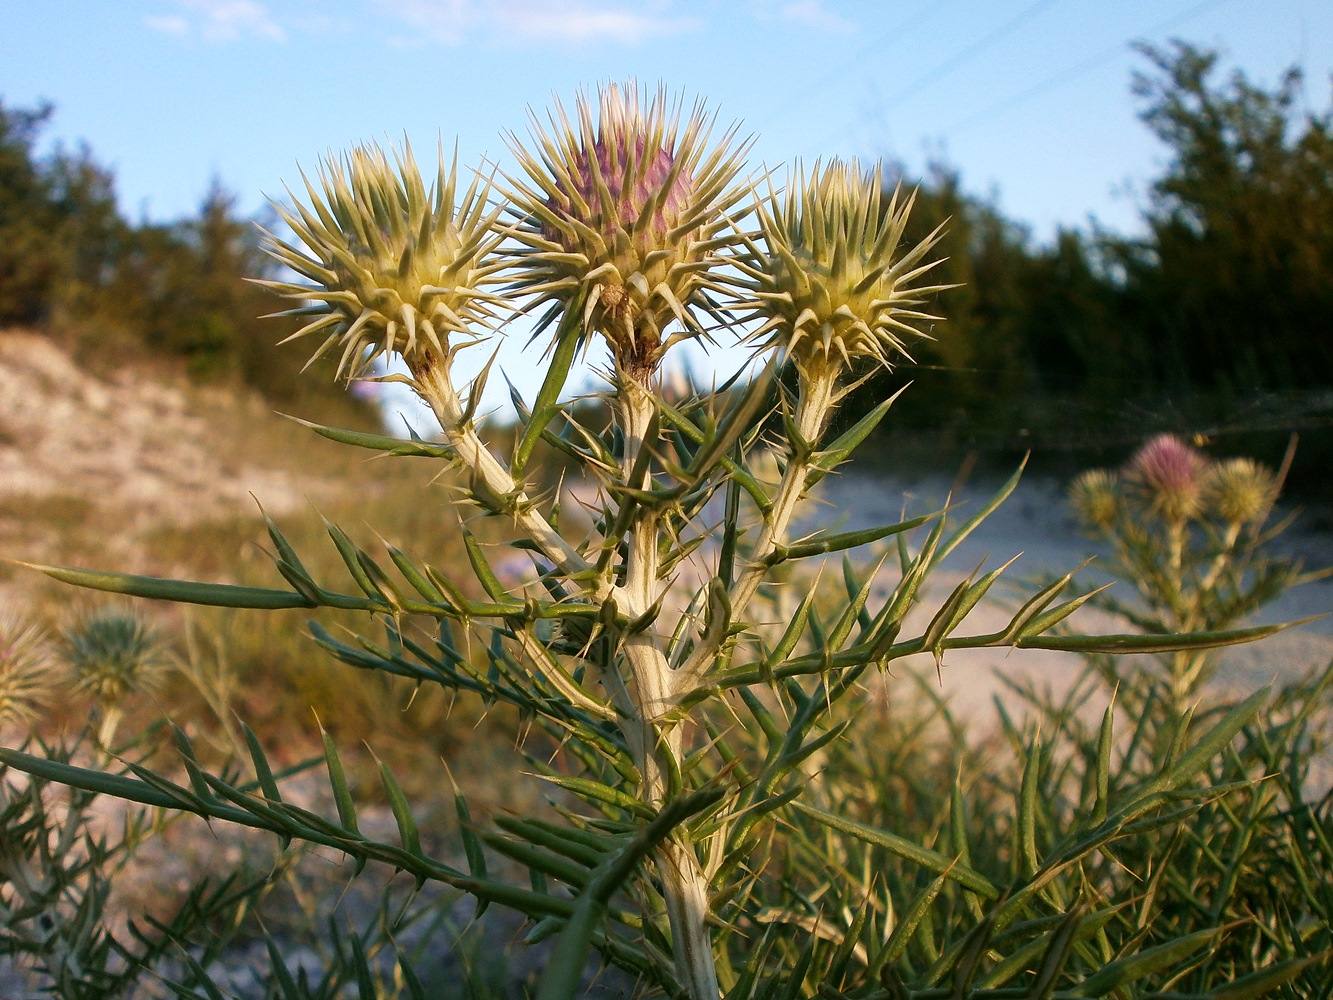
[60,611,164,747]
[0,616,54,731]
[1123,431,1209,523]
[1205,455,1279,527]
[1067,434,1329,713]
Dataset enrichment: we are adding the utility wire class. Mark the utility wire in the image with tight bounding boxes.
[762,0,956,123]
[884,0,1065,107]
[799,0,1064,156]
[946,0,1238,133]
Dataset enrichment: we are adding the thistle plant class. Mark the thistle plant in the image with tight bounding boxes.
[1,85,1313,999]
[1068,433,1328,713]
[60,611,165,748]
[0,615,55,732]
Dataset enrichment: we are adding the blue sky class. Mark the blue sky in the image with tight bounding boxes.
[6,0,1329,236]
[3,0,1330,416]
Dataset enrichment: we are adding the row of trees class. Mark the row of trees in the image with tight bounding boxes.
[0,103,345,407]
[2,43,1329,456]
[858,42,1333,464]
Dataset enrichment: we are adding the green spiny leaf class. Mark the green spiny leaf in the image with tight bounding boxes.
[462,527,519,604]
[285,414,453,457]
[378,758,422,858]
[777,511,942,563]
[871,868,952,974]
[805,388,906,489]
[792,801,999,899]
[515,293,585,473]
[320,726,360,838]
[1019,733,1042,878]
[16,561,316,609]
[1071,927,1219,996]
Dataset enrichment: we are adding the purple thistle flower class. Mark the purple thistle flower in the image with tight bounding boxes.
[1125,434,1208,521]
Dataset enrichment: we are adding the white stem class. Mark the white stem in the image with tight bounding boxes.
[678,364,838,684]
[408,349,608,598]
[661,838,721,1000]
[730,367,835,615]
[616,369,719,1000]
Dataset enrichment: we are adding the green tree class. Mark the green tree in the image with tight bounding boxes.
[0,100,126,330]
[0,101,62,324]
[848,163,1038,439]
[1115,41,1333,391]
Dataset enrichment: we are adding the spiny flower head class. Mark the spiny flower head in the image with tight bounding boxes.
[1205,456,1277,526]
[0,615,55,730]
[62,612,165,707]
[505,82,751,377]
[1125,433,1208,522]
[1069,468,1121,529]
[257,141,506,379]
[734,159,949,379]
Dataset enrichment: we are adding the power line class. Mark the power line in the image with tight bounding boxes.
[884,0,1065,107]
[798,0,1065,157]
[762,0,958,124]
[946,0,1238,133]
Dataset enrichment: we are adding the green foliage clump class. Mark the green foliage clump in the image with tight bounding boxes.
[1120,42,1333,392]
[2,79,1330,1000]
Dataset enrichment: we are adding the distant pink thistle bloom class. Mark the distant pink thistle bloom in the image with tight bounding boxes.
[1126,433,1208,520]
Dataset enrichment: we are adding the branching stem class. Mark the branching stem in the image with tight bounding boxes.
[407,348,605,597]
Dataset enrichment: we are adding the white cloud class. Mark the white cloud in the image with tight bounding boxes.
[145,13,191,35]
[748,0,855,33]
[370,0,476,44]
[778,0,854,33]
[372,0,698,47]
[146,0,287,43]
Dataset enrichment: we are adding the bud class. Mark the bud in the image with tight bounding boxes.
[0,615,54,730]
[1205,456,1277,526]
[1068,469,1121,529]
[506,82,750,378]
[61,612,165,708]
[1124,434,1207,522]
[732,159,949,379]
[257,142,506,379]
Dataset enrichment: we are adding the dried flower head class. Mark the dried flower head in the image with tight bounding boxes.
[257,141,506,379]
[1069,468,1121,529]
[62,612,165,707]
[1205,457,1278,526]
[733,159,949,379]
[0,615,55,729]
[1125,434,1208,522]
[506,82,751,377]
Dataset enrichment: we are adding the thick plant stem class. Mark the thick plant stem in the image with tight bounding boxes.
[730,364,837,614]
[616,370,720,1000]
[660,837,720,1000]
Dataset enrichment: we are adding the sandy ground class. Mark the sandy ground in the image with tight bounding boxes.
[0,332,320,526]
[808,468,1333,720]
[0,331,347,614]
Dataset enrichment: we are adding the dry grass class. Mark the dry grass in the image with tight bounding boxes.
[0,330,538,813]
